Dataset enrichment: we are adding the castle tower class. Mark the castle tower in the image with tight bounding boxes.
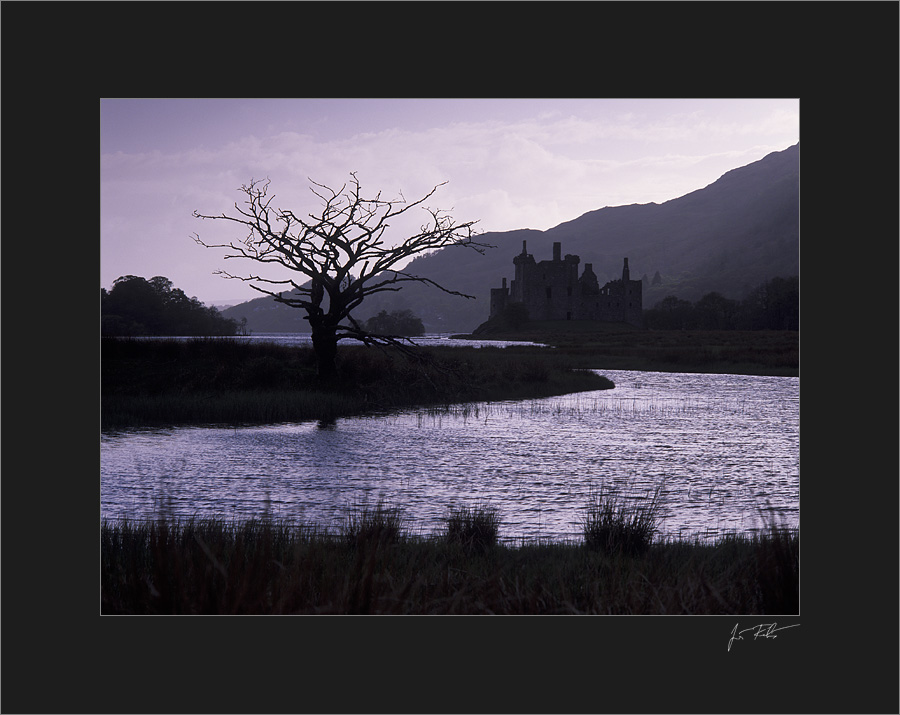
[580,263,600,295]
[511,240,534,303]
[622,257,630,283]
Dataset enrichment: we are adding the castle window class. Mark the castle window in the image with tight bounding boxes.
[546,286,552,302]
[567,286,572,297]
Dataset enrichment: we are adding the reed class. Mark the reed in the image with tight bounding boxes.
[580,483,665,556]
[343,499,406,548]
[101,495,798,615]
[442,503,501,554]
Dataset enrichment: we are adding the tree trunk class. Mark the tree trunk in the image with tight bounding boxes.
[311,325,338,380]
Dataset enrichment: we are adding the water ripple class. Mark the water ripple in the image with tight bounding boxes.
[101,369,799,542]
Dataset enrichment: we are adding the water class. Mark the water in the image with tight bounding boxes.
[101,369,799,543]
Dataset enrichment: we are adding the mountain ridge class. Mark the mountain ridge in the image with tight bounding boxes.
[223,143,799,333]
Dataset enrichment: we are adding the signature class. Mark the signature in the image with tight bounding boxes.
[728,622,799,652]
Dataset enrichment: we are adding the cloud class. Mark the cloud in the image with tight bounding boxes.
[101,99,799,302]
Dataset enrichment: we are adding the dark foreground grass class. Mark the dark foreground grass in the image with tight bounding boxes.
[101,500,798,615]
[581,484,664,557]
[101,338,614,429]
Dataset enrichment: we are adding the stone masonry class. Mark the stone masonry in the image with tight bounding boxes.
[489,241,643,328]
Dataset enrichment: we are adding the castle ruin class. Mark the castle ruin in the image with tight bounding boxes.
[489,241,643,328]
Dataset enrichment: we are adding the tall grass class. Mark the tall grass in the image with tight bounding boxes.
[442,503,501,554]
[101,493,798,615]
[343,499,405,548]
[580,483,665,556]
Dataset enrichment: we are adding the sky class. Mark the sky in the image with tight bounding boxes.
[100,98,799,306]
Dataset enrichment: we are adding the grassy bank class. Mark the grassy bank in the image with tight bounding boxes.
[461,324,799,376]
[101,338,614,429]
[101,497,799,615]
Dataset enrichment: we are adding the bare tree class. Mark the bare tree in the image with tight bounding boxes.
[192,174,488,378]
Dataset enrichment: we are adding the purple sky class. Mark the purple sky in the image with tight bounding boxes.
[100,98,799,306]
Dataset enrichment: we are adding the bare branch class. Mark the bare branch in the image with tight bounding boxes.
[192,174,492,377]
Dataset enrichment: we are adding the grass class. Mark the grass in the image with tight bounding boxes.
[101,496,799,615]
[458,326,799,376]
[581,484,664,557]
[101,337,615,429]
[343,499,406,548]
[442,503,501,554]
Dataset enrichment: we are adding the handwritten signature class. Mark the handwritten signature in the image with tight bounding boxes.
[728,622,799,652]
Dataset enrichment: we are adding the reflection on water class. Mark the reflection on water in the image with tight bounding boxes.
[101,370,799,542]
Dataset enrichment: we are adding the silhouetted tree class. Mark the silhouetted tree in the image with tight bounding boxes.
[645,295,693,330]
[643,277,797,331]
[693,292,738,330]
[192,174,487,378]
[762,276,799,330]
[736,276,799,330]
[104,275,167,334]
[101,275,240,336]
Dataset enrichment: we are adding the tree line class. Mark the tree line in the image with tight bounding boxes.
[101,275,246,336]
[643,276,798,330]
[361,309,425,337]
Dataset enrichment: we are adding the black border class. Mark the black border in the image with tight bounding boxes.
[3,2,898,714]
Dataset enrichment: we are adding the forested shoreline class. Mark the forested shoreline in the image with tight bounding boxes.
[101,275,245,337]
[642,276,798,330]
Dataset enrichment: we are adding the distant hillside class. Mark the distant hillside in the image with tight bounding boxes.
[223,144,799,333]
[222,295,310,333]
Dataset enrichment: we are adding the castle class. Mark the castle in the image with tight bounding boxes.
[489,241,643,328]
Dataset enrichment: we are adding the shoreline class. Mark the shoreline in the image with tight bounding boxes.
[452,326,799,377]
[101,329,797,430]
[101,338,615,430]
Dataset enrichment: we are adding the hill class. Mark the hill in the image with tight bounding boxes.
[222,144,799,333]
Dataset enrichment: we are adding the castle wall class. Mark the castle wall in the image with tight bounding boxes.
[490,277,509,317]
[576,278,643,325]
[491,242,643,328]
[514,254,579,321]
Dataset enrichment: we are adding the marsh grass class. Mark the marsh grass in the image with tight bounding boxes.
[443,503,501,554]
[101,494,798,615]
[581,484,665,556]
[101,338,614,429]
[343,499,405,548]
